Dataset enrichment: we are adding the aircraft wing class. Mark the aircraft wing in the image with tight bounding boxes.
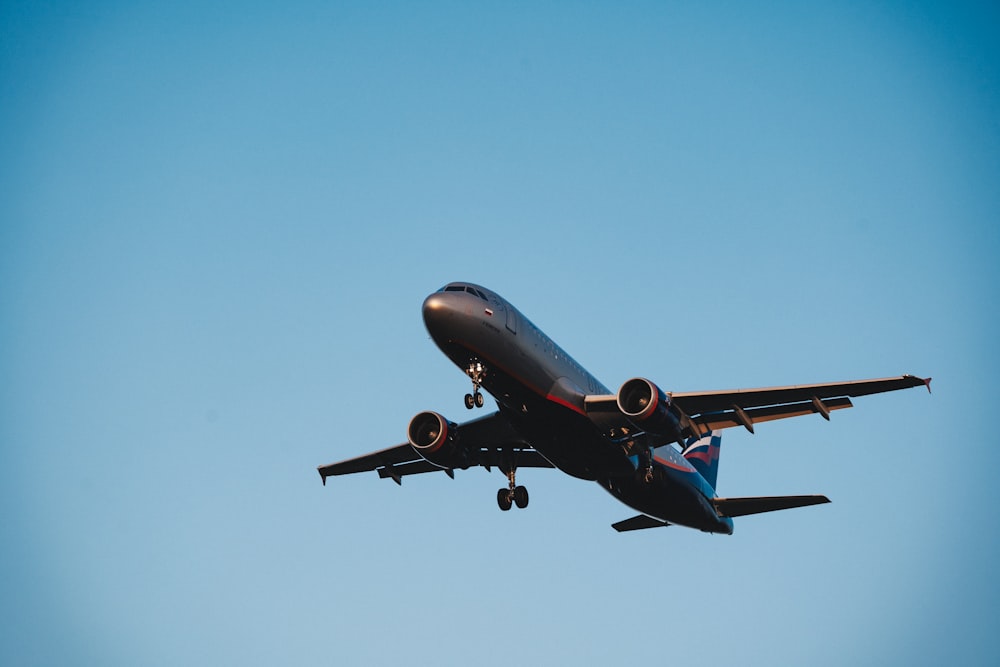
[585,374,929,438]
[317,410,553,486]
[671,374,930,434]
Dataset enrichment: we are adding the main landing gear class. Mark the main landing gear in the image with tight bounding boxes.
[464,360,487,409]
[624,439,660,484]
[497,468,529,511]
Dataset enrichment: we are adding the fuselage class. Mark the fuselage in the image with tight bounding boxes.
[422,282,734,534]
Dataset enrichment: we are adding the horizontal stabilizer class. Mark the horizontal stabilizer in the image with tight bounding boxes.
[612,515,671,532]
[713,495,830,518]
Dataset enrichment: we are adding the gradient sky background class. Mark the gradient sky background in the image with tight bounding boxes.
[2,2,998,665]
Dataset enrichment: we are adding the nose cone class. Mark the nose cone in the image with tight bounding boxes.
[422,292,458,342]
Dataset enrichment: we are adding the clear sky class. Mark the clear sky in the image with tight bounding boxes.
[2,2,998,665]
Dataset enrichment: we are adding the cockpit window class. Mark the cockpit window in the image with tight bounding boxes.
[439,284,489,301]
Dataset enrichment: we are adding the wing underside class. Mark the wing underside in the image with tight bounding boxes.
[672,375,929,418]
[587,374,928,439]
[317,411,553,485]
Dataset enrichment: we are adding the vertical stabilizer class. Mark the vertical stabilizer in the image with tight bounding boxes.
[683,430,722,489]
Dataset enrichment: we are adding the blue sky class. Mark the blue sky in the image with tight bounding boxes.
[2,2,998,665]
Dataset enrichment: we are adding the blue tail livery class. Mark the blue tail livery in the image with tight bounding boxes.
[683,430,722,489]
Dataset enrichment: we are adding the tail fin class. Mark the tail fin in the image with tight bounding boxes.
[683,430,722,489]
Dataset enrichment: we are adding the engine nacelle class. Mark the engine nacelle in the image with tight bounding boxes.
[617,377,682,438]
[407,411,469,469]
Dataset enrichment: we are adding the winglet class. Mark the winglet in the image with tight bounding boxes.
[318,469,327,486]
[923,377,932,394]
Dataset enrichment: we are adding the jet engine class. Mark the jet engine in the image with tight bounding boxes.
[617,377,682,438]
[407,411,470,469]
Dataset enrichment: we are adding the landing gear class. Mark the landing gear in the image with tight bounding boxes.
[497,468,529,511]
[464,360,487,409]
[513,485,529,509]
[635,461,663,485]
[497,488,513,511]
[635,446,657,484]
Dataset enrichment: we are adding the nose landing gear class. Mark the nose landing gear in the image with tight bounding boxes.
[464,360,487,409]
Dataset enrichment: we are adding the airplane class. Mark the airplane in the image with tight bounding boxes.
[318,282,930,533]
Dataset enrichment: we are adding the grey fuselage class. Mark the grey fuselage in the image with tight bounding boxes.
[422,283,733,534]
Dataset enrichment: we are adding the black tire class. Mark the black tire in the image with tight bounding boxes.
[475,392,485,408]
[513,485,529,509]
[464,393,475,409]
[497,488,513,511]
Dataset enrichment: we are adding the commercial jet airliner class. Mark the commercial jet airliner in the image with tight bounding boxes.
[318,282,930,533]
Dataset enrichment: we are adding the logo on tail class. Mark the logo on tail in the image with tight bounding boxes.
[683,431,722,489]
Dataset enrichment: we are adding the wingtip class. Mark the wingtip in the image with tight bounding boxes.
[923,377,932,394]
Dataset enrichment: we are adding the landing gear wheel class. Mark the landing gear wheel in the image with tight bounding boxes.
[497,467,528,511]
[513,485,529,509]
[497,488,513,511]
[464,360,487,409]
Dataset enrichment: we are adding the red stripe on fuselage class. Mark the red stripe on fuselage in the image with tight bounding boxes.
[545,392,587,416]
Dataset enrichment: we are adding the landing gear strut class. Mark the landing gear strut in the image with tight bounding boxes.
[497,468,528,511]
[464,360,487,409]
[624,439,657,484]
[639,448,655,484]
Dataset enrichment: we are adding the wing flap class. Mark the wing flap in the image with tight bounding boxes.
[713,495,831,518]
[376,460,443,483]
[696,397,853,431]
